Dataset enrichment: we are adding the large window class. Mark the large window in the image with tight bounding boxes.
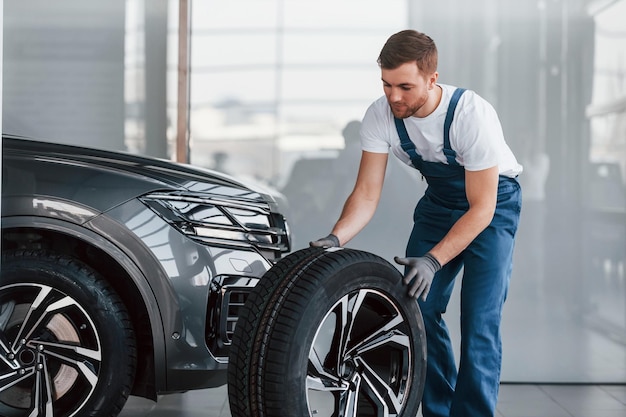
[584,0,626,360]
[185,0,408,186]
[587,0,626,181]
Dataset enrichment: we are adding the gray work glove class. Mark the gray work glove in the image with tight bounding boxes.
[394,253,441,301]
[309,234,340,248]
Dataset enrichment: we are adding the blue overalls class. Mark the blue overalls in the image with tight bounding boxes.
[394,88,522,417]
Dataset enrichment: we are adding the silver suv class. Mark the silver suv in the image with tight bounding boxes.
[0,135,291,417]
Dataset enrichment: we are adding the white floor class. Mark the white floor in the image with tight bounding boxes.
[120,383,626,417]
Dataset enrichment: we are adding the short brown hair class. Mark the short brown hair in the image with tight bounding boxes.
[377,30,438,74]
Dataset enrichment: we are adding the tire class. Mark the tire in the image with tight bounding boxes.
[228,247,427,417]
[0,250,137,417]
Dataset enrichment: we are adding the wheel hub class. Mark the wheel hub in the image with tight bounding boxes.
[339,359,357,380]
[17,348,37,367]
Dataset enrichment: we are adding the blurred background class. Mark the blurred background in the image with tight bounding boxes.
[2,0,625,383]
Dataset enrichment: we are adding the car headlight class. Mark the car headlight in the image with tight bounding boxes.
[140,192,290,259]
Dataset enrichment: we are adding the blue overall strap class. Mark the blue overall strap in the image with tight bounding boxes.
[443,87,466,166]
[394,117,422,168]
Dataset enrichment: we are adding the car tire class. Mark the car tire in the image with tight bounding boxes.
[0,250,137,417]
[228,247,427,417]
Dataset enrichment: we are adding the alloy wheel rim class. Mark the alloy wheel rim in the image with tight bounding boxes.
[306,288,412,417]
[0,283,102,417]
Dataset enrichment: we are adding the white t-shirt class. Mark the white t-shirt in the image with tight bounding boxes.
[360,84,523,178]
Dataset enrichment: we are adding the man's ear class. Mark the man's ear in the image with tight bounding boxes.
[428,71,439,89]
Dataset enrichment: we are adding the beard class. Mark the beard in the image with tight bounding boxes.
[388,91,429,119]
[389,103,420,119]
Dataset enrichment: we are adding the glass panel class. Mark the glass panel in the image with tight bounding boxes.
[581,0,626,379]
[282,0,406,29]
[190,70,277,107]
[280,69,381,102]
[281,33,390,65]
[191,0,279,30]
[588,0,626,179]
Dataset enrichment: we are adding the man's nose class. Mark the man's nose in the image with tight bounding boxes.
[388,88,402,102]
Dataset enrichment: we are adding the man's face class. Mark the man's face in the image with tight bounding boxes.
[381,62,437,119]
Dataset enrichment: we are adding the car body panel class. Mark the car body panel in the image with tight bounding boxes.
[104,198,273,390]
[2,137,278,214]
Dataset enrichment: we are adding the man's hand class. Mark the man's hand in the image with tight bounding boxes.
[309,234,340,248]
[394,253,441,301]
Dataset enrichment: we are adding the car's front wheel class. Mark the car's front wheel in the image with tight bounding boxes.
[228,247,427,417]
[0,250,137,417]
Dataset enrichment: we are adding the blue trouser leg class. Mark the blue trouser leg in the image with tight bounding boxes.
[406,197,463,417]
[407,179,521,417]
[415,257,464,417]
[448,225,515,417]
[448,183,520,417]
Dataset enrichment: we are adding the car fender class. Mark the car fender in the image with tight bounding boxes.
[1,213,173,393]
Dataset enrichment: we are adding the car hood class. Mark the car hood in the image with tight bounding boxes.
[2,136,279,214]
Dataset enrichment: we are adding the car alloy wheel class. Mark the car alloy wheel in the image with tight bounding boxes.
[228,247,427,417]
[0,250,136,417]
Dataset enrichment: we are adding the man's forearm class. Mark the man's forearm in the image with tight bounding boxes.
[330,191,379,246]
[429,207,494,265]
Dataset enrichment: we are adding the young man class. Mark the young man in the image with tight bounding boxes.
[311,29,522,417]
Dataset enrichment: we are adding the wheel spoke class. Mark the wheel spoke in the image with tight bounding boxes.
[0,296,20,369]
[27,353,54,417]
[0,365,36,393]
[14,287,77,346]
[306,366,350,417]
[0,300,16,331]
[346,314,407,357]
[10,285,54,348]
[354,328,410,357]
[337,373,361,417]
[306,374,347,392]
[308,290,370,386]
[357,356,403,416]
[308,346,343,389]
[0,334,20,370]
[334,290,368,370]
[34,340,101,387]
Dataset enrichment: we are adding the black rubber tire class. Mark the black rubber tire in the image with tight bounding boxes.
[0,250,137,417]
[228,247,426,417]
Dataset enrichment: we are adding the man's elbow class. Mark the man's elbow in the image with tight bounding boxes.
[474,203,497,230]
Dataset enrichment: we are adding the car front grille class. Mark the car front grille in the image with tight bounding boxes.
[206,275,259,359]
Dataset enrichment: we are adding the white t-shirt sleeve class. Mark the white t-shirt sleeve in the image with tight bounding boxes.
[360,98,392,154]
[451,92,502,171]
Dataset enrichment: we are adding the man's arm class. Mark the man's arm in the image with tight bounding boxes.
[428,165,499,265]
[326,151,388,246]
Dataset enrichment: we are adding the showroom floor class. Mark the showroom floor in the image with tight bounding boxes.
[119,383,626,417]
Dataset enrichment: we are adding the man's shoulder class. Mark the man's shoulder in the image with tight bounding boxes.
[364,96,394,123]
[368,95,390,111]
[361,96,395,149]
[442,85,493,108]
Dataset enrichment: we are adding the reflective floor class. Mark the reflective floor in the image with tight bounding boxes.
[120,383,626,417]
